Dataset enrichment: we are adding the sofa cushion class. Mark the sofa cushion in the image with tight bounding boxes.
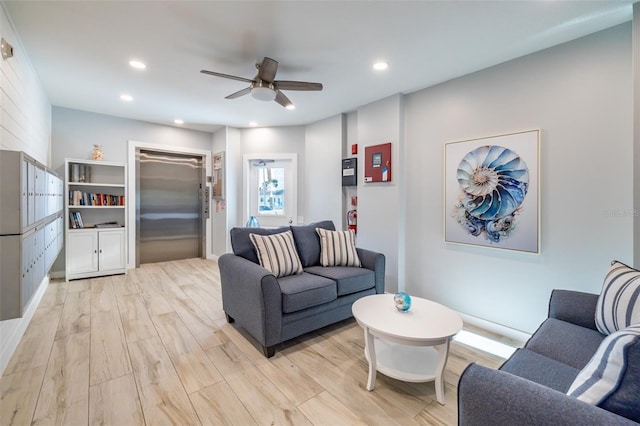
[250,231,303,278]
[500,348,580,393]
[595,260,640,335]
[567,324,640,423]
[316,228,361,267]
[305,266,375,296]
[277,272,337,314]
[525,318,605,370]
[230,226,289,264]
[290,220,335,267]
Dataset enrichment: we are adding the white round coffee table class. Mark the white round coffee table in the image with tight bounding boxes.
[352,293,463,405]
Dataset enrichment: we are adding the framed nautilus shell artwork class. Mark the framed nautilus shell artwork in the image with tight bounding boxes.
[444,130,540,253]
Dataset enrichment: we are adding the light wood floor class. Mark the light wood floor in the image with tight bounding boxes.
[1,258,510,425]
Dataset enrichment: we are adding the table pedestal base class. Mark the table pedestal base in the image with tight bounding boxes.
[363,329,451,405]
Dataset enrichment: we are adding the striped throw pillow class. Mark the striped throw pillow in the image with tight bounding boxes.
[595,261,640,335]
[567,324,640,410]
[249,231,303,278]
[316,228,361,267]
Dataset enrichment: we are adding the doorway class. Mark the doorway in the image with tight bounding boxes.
[245,154,297,228]
[135,149,206,266]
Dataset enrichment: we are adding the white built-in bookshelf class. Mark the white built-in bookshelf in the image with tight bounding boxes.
[64,158,127,280]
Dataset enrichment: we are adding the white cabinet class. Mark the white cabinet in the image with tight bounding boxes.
[65,158,127,281]
[99,230,127,271]
[66,229,126,279]
[0,150,63,320]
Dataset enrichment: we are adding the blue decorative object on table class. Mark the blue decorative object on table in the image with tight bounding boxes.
[246,216,260,228]
[394,292,412,312]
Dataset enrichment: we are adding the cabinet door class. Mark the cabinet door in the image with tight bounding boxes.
[22,232,33,308]
[34,165,46,222]
[98,230,126,271]
[21,159,29,229]
[27,161,35,225]
[67,232,98,275]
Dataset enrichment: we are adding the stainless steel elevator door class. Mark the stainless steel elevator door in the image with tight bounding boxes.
[136,150,204,265]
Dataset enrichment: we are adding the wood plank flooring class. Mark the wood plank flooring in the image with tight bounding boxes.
[1,258,511,425]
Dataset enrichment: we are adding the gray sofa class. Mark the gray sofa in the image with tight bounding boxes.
[218,220,385,357]
[458,289,639,425]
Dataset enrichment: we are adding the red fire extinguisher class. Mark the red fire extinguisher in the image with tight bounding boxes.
[347,209,357,234]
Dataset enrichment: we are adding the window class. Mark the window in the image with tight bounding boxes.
[257,167,285,215]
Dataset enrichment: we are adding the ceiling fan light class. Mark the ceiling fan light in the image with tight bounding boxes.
[251,86,276,101]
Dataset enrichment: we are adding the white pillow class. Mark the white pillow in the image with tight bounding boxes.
[567,324,640,405]
[595,261,640,335]
[249,231,303,278]
[315,228,361,267]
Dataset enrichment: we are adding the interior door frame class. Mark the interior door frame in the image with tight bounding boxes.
[127,140,212,269]
[243,153,297,227]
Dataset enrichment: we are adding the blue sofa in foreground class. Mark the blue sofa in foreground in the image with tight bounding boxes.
[458,276,640,425]
[218,220,385,357]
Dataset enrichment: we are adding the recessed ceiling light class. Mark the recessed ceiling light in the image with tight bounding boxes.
[120,94,133,102]
[286,104,296,110]
[249,122,258,127]
[373,61,389,71]
[129,60,146,70]
[174,119,184,125]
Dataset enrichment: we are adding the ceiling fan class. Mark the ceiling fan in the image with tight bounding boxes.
[200,57,322,108]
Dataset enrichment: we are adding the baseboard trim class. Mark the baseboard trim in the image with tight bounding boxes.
[459,312,531,344]
[0,275,49,375]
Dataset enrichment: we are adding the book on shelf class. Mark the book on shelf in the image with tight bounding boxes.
[68,190,125,206]
[69,211,84,228]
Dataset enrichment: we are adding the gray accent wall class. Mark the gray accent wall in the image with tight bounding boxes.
[401,23,633,334]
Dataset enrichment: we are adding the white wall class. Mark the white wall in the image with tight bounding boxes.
[0,3,52,374]
[402,24,633,334]
[51,107,212,169]
[226,127,242,238]
[211,128,227,256]
[634,4,640,268]
[341,112,358,231]
[0,5,50,163]
[356,94,405,294]
[305,114,344,226]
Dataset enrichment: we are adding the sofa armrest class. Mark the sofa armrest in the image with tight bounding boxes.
[458,363,636,426]
[357,248,385,294]
[218,253,283,346]
[548,289,599,331]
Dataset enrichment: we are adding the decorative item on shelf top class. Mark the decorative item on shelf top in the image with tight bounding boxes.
[246,215,260,228]
[92,144,104,161]
[394,292,412,312]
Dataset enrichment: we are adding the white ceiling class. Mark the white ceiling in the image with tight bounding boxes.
[4,1,637,133]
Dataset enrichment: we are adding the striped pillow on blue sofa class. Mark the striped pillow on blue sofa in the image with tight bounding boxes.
[315,228,361,267]
[567,324,640,422]
[595,261,640,335]
[250,231,304,278]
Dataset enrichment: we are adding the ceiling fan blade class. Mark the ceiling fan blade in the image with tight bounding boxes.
[274,81,323,91]
[225,87,252,99]
[200,69,254,84]
[274,90,293,108]
[257,57,278,82]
